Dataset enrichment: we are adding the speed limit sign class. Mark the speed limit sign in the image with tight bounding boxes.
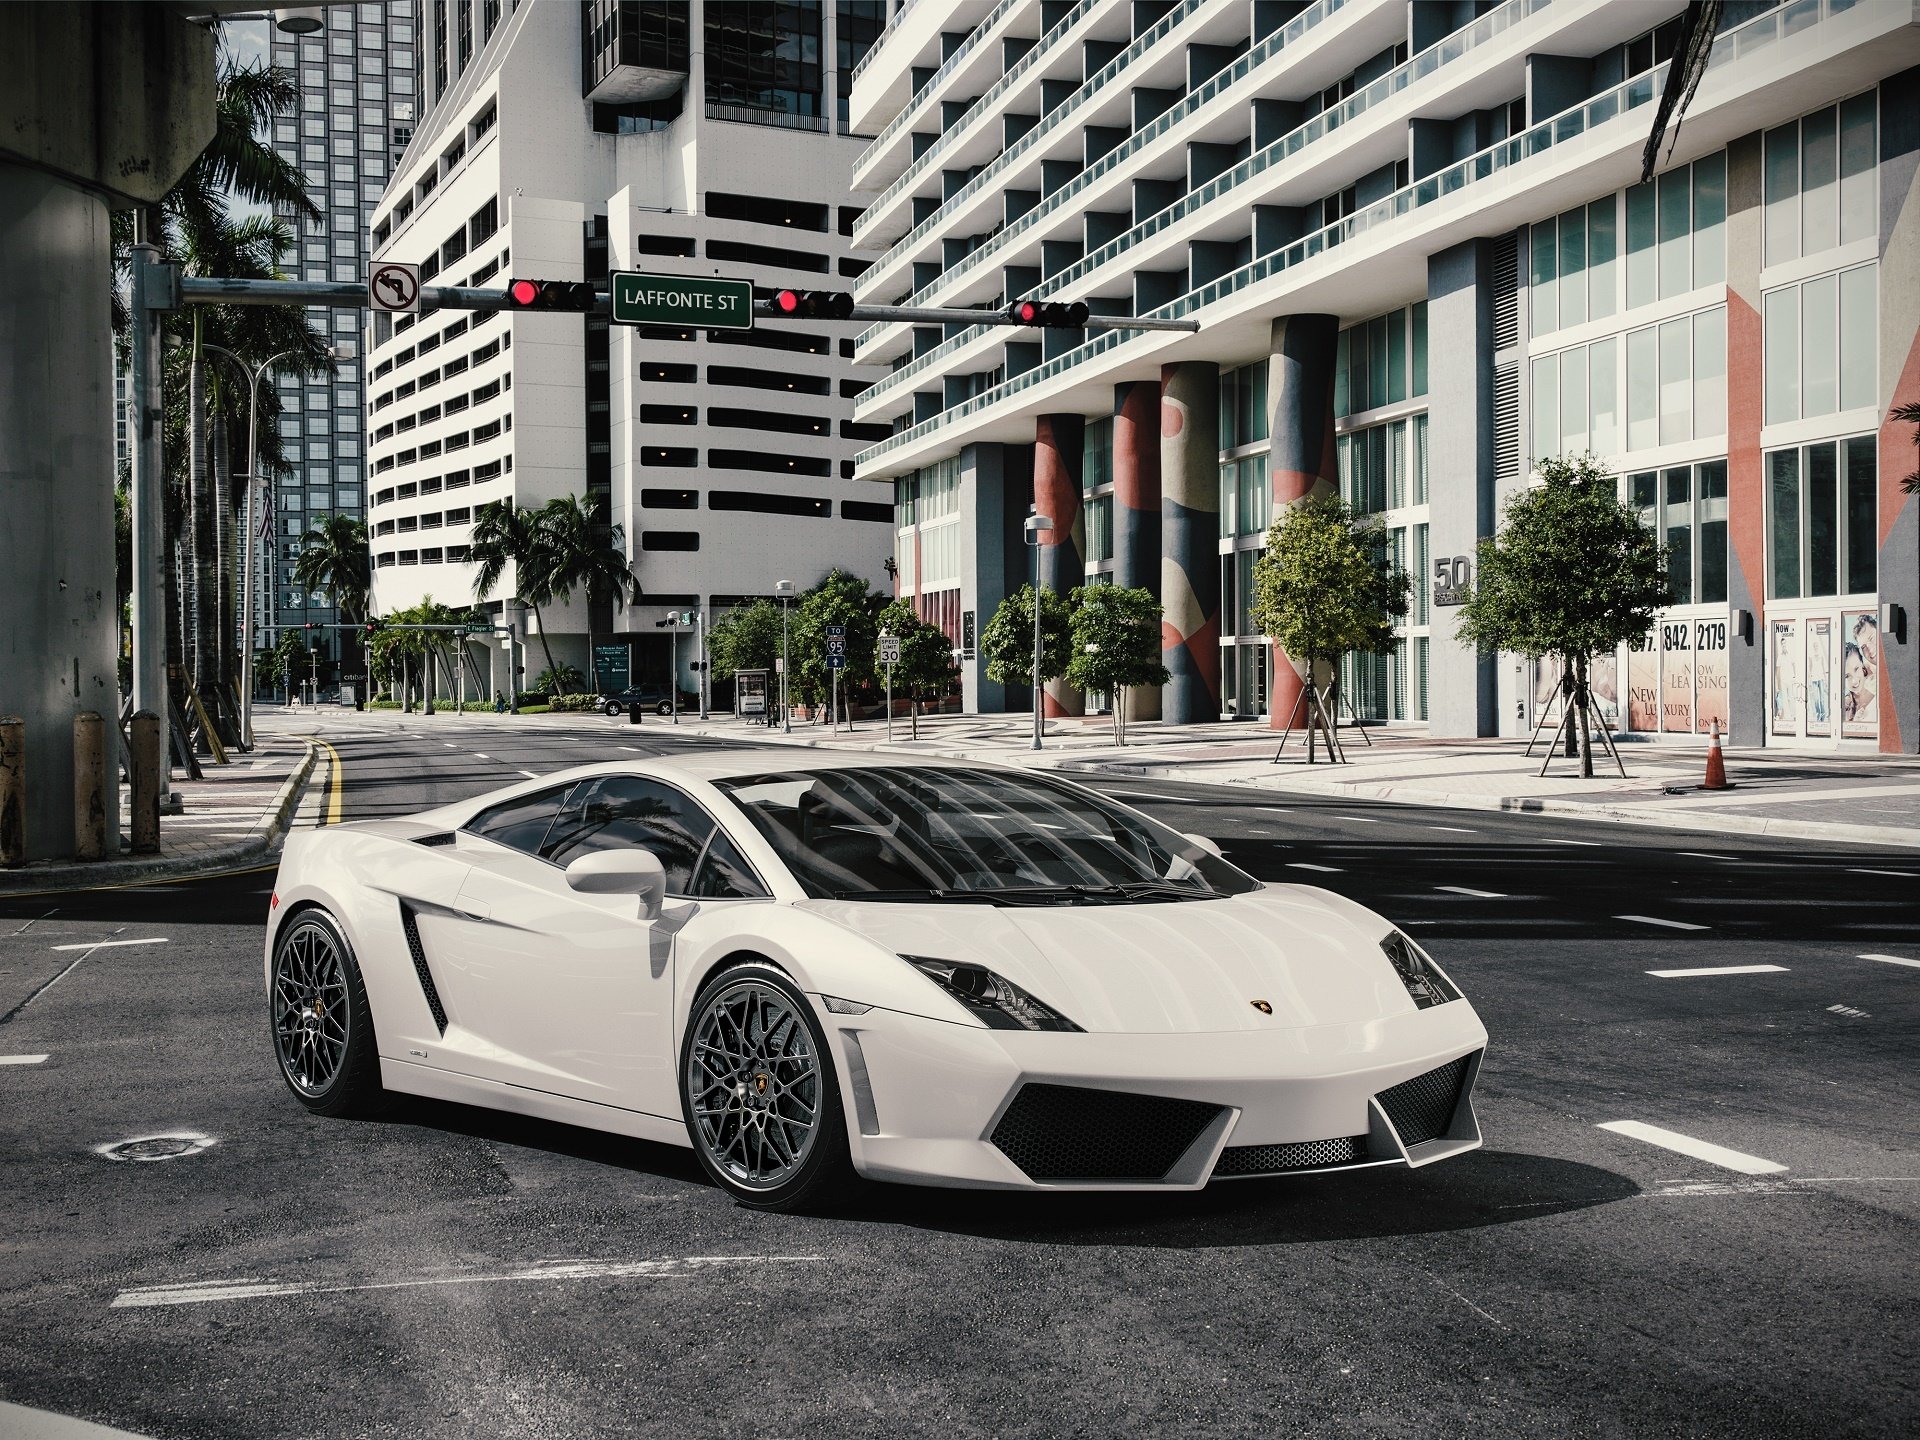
[368,261,422,314]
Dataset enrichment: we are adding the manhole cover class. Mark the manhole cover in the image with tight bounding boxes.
[95,1132,216,1162]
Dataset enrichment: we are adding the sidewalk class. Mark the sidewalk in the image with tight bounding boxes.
[0,733,316,894]
[530,706,1920,849]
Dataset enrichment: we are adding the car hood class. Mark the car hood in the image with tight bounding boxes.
[799,885,1416,1033]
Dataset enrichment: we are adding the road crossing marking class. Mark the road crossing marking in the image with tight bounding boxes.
[1615,914,1709,931]
[1826,1004,1870,1019]
[1596,1120,1787,1175]
[50,938,168,952]
[1858,953,1920,970]
[1287,863,1342,873]
[1435,886,1505,898]
[0,1054,49,1065]
[1645,964,1789,978]
[1676,852,1737,860]
[1849,868,1916,878]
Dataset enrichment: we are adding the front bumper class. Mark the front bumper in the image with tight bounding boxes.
[823,999,1488,1191]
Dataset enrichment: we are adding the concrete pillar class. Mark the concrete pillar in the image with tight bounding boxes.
[1724,131,1769,749]
[1034,414,1085,717]
[1160,362,1221,723]
[0,717,23,867]
[1113,380,1162,720]
[959,442,1019,715]
[129,711,160,855]
[1872,68,1920,754]
[0,164,122,861]
[1265,313,1341,728]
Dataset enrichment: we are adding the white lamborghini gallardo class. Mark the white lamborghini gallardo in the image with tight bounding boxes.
[266,753,1486,1210]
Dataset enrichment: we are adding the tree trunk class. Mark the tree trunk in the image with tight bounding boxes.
[1574,654,1595,778]
[528,601,560,691]
[188,336,216,695]
[212,399,233,698]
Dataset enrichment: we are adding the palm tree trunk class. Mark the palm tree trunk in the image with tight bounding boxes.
[528,601,560,691]
[188,329,217,697]
[212,400,234,699]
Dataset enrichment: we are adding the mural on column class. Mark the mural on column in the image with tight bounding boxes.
[1160,362,1221,723]
[1034,413,1085,718]
[1112,380,1162,720]
[1264,313,1340,728]
[1875,68,1919,754]
[1724,131,1769,749]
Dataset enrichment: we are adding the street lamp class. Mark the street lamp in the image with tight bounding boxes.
[1023,514,1053,750]
[775,579,796,733]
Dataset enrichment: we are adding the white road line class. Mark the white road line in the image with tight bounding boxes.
[1539,837,1600,846]
[50,938,168,952]
[1427,826,1477,834]
[111,1254,824,1308]
[1615,914,1709,931]
[1108,791,1188,803]
[1334,815,1380,824]
[1259,806,1292,815]
[1287,863,1342,873]
[1849,868,1917,878]
[1677,852,1737,860]
[11,908,58,936]
[518,770,539,779]
[444,743,457,748]
[1596,1120,1787,1175]
[1645,964,1789,978]
[618,745,641,751]
[472,753,492,761]
[1435,886,1505,898]
[0,1054,49,1065]
[1859,953,1920,970]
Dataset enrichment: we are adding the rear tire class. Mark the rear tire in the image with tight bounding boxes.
[269,908,384,1118]
[655,700,673,716]
[604,701,622,716]
[680,961,858,1213]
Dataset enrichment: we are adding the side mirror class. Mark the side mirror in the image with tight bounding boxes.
[1182,832,1224,859]
[565,848,667,920]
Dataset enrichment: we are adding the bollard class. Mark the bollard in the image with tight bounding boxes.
[73,711,107,860]
[129,710,162,854]
[629,701,643,725]
[0,716,23,867]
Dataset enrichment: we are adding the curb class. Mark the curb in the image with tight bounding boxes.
[0,743,320,895]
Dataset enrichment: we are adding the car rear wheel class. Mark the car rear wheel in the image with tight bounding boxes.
[604,700,623,716]
[270,909,384,1118]
[681,962,857,1212]
[655,700,673,716]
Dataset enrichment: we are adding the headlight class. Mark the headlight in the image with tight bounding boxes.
[901,955,1083,1032]
[1380,931,1461,1010]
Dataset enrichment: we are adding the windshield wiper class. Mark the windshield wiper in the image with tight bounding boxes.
[825,887,1000,904]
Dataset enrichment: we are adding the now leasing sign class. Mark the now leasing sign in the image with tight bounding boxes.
[610,271,754,330]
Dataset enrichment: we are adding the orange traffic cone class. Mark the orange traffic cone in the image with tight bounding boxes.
[1702,719,1730,790]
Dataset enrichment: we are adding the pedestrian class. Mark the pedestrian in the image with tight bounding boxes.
[494,689,507,714]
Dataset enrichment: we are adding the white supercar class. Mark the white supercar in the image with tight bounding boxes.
[266,752,1486,1210]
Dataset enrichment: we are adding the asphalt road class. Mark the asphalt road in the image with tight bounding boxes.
[2,715,1915,1439]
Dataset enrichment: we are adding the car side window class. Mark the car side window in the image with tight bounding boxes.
[540,776,714,894]
[691,830,771,900]
[463,783,577,856]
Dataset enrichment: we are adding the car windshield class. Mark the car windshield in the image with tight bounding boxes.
[715,765,1259,903]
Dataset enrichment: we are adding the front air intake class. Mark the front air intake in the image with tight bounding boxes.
[990,1084,1224,1183]
[1375,1054,1473,1147]
[1212,1134,1368,1178]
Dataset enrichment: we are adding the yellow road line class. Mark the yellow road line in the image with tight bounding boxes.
[308,738,346,825]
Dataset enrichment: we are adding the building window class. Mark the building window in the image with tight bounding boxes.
[705,1,823,119]
[1767,436,1878,600]
[1764,95,1877,268]
[1628,461,1728,607]
[1534,304,1723,460]
[641,531,700,551]
[1218,455,1270,538]
[1219,364,1269,449]
[1337,416,1427,518]
[1335,304,1427,418]
[1762,264,1877,425]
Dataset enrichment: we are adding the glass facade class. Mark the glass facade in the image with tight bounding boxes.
[706,2,825,119]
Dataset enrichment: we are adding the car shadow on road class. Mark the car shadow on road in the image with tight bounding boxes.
[867,1149,1637,1247]
[372,1094,711,1187]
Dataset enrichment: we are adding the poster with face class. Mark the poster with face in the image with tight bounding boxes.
[1769,619,1799,736]
[1589,653,1620,725]
[1532,655,1564,718]
[1660,634,1693,733]
[1694,618,1729,736]
[1627,640,1659,731]
[1843,610,1880,738]
[1806,618,1833,737]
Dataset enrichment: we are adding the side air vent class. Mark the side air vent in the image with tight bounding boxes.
[397,902,448,1034]
[1490,229,1519,350]
[1492,361,1520,482]
[413,831,457,847]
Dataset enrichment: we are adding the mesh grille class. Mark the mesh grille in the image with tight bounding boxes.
[1377,1055,1471,1148]
[397,902,448,1034]
[1213,1135,1367,1177]
[990,1084,1223,1183]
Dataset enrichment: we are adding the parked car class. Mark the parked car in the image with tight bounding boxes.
[599,687,675,717]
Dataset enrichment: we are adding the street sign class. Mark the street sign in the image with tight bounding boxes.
[593,643,630,693]
[368,261,421,313]
[828,654,846,670]
[611,271,754,330]
[877,636,901,665]
[825,624,845,636]
[826,637,846,658]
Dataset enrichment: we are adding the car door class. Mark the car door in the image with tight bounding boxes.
[450,775,735,1120]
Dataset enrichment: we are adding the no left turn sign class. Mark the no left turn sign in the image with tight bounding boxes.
[368,261,422,314]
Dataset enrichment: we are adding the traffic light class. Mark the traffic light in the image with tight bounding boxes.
[1008,298,1090,328]
[507,278,597,312]
[364,617,385,637]
[769,289,855,320]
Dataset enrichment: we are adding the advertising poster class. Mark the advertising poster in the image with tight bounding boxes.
[1843,610,1880,738]
[1806,618,1833,737]
[1532,655,1565,722]
[1627,642,1660,732]
[1694,618,1729,736]
[1589,653,1620,726]
[1660,631,1693,734]
[1770,619,1800,736]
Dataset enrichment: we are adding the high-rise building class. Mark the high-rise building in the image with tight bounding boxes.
[265,1,423,681]
[850,0,1920,754]
[365,0,894,700]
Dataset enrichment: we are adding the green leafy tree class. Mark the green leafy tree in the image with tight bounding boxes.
[293,514,371,622]
[790,569,882,722]
[1456,453,1670,776]
[469,494,637,691]
[875,600,960,738]
[1066,585,1170,744]
[707,600,786,679]
[1250,495,1411,761]
[981,584,1073,703]
[267,626,319,697]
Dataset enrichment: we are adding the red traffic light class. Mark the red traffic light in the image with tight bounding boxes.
[507,278,596,311]
[509,278,540,306]
[774,289,802,314]
[1008,298,1089,328]
[766,289,853,320]
[1014,299,1041,324]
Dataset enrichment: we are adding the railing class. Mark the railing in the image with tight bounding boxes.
[858,57,1687,463]
[851,0,927,89]
[853,0,1021,187]
[703,101,829,133]
[860,0,1535,405]
[854,0,1107,250]
[857,0,1346,347]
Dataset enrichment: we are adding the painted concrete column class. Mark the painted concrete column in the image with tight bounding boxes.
[1160,362,1221,723]
[1113,379,1162,719]
[1264,313,1340,728]
[1724,131,1769,749]
[1034,414,1085,717]
[1873,69,1919,754]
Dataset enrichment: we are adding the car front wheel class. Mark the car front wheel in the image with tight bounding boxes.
[604,701,623,716]
[269,908,384,1117]
[680,962,857,1212]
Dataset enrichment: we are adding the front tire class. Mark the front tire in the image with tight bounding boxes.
[604,701,622,716]
[270,908,384,1117]
[680,962,857,1212]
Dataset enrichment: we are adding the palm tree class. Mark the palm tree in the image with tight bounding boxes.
[470,495,638,692]
[469,501,561,685]
[1893,401,1920,495]
[294,514,371,691]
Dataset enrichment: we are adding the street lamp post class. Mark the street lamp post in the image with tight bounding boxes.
[1023,514,1053,751]
[775,580,795,733]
